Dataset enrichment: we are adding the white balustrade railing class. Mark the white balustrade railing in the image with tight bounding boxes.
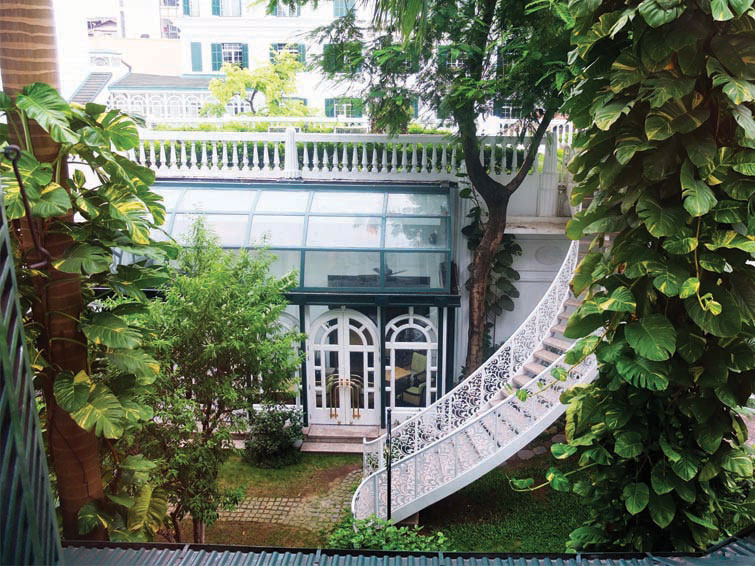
[133,128,567,199]
[361,238,580,478]
[352,348,598,521]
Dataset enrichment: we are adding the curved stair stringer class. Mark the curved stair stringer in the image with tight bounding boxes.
[360,240,581,480]
[352,352,599,522]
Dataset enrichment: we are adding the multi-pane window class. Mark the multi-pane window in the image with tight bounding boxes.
[324,97,363,118]
[182,0,199,16]
[270,43,306,64]
[222,43,243,65]
[212,0,241,16]
[273,3,301,16]
[333,0,355,17]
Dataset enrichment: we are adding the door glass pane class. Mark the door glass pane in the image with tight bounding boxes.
[171,214,248,246]
[255,190,309,212]
[267,250,300,279]
[304,251,380,288]
[250,215,304,246]
[385,218,448,249]
[387,193,449,215]
[306,217,381,248]
[311,191,384,213]
[384,252,447,288]
[179,189,254,212]
[393,348,429,408]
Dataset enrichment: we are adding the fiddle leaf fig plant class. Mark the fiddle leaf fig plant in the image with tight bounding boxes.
[527,0,755,552]
[1,82,177,540]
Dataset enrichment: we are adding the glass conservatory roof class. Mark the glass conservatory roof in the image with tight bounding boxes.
[153,181,453,293]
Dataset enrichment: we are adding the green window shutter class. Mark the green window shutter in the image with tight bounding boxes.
[191,42,202,72]
[212,0,220,16]
[323,44,336,72]
[183,0,190,15]
[297,44,306,64]
[438,46,448,71]
[352,98,363,118]
[412,97,419,118]
[241,44,249,69]
[325,98,334,117]
[211,43,222,71]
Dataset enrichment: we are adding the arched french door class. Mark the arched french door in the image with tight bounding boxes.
[307,308,380,425]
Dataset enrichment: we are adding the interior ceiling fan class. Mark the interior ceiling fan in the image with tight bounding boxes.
[374,267,407,276]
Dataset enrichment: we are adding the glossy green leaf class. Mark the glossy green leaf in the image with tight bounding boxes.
[546,467,571,491]
[685,286,742,337]
[31,183,71,217]
[712,199,746,222]
[720,449,754,477]
[53,243,112,274]
[637,195,685,237]
[551,443,578,460]
[128,484,167,533]
[651,462,675,494]
[705,230,755,253]
[614,430,643,458]
[78,502,108,535]
[679,277,700,299]
[15,82,77,143]
[638,0,685,27]
[672,454,699,481]
[625,314,676,361]
[680,160,717,216]
[70,383,125,439]
[623,482,649,515]
[53,370,91,413]
[711,0,736,20]
[616,356,670,390]
[121,454,158,472]
[107,349,160,379]
[81,312,142,349]
[649,492,676,527]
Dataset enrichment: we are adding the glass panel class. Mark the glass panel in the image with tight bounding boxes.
[255,190,309,213]
[304,251,380,288]
[385,218,448,249]
[310,191,384,214]
[392,348,429,408]
[384,252,447,289]
[306,217,381,248]
[250,216,304,246]
[153,189,182,210]
[267,249,301,279]
[387,193,449,215]
[179,189,254,212]
[171,214,248,247]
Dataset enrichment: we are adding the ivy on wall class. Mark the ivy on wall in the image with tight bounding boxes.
[514,0,755,553]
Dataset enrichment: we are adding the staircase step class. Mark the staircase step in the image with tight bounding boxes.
[543,336,572,353]
[565,298,582,308]
[513,373,531,389]
[300,441,364,454]
[523,361,548,376]
[534,349,560,364]
[553,324,567,335]
[557,311,572,321]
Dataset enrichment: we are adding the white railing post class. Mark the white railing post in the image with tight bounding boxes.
[283,126,300,178]
[537,132,559,217]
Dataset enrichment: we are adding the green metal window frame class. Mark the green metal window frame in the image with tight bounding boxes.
[269,43,306,64]
[190,42,202,72]
[154,181,454,294]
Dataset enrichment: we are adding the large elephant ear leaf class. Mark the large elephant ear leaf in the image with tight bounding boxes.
[99,109,140,151]
[53,243,113,274]
[53,370,92,412]
[69,383,125,439]
[15,83,78,144]
[77,501,109,535]
[625,314,677,361]
[81,312,142,349]
[128,485,167,534]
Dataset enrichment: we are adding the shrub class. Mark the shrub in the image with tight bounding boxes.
[244,404,304,468]
[328,516,447,551]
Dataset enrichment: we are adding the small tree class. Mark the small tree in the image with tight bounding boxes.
[202,50,310,117]
[137,219,303,542]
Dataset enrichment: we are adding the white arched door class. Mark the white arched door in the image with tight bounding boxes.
[307,308,380,425]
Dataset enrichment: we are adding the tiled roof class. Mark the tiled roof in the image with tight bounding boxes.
[61,529,755,566]
[109,73,212,90]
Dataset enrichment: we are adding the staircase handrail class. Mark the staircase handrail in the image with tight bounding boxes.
[362,239,580,476]
[352,348,598,520]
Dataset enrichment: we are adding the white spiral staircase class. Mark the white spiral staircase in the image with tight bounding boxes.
[351,239,599,522]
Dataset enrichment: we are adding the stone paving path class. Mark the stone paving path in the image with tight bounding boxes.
[219,469,361,531]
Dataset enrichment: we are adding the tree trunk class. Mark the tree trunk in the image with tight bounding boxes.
[465,202,509,371]
[0,0,105,540]
[192,517,206,543]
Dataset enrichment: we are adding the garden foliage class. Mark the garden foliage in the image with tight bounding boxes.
[135,219,303,542]
[547,0,755,551]
[244,404,304,468]
[328,516,447,551]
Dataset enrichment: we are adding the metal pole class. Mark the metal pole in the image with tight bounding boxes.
[386,407,392,521]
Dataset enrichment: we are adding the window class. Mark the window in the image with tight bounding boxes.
[161,19,180,39]
[161,0,179,6]
[270,43,306,64]
[223,43,243,65]
[493,98,520,119]
[324,97,363,118]
[323,42,362,73]
[182,0,199,16]
[212,0,241,16]
[333,0,355,17]
[273,3,301,16]
[212,43,248,70]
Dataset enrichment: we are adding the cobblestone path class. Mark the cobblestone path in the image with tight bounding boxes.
[219,469,361,531]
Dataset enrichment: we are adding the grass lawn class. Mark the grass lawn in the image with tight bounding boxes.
[219,452,360,498]
[421,453,587,553]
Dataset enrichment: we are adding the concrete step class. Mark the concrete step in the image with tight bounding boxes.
[513,373,531,389]
[543,336,572,353]
[523,361,548,377]
[534,349,560,364]
[553,323,567,335]
[300,441,364,454]
[557,311,572,322]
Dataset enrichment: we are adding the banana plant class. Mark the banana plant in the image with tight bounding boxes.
[0,82,177,538]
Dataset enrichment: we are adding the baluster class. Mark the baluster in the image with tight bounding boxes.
[312,142,319,171]
[333,144,341,171]
[441,145,447,173]
[211,142,219,172]
[421,144,428,173]
[180,142,187,170]
[262,142,271,170]
[230,141,238,169]
[342,143,349,171]
[451,146,457,176]
[169,142,177,170]
[303,144,310,173]
[430,145,437,173]
[410,144,417,173]
[390,146,397,173]
[323,143,330,171]
[139,140,146,165]
[353,143,360,172]
[241,142,249,171]
[222,142,229,169]
[401,144,407,173]
[199,142,206,171]
[479,142,485,167]
[362,144,369,172]
[489,141,496,175]
[372,147,378,173]
[252,142,259,171]
[512,142,519,172]
[380,147,387,173]
[273,142,281,170]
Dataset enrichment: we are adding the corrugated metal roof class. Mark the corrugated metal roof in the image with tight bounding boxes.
[70,72,113,104]
[61,530,755,566]
[109,72,212,90]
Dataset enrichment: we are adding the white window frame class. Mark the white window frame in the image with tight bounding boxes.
[222,42,243,65]
[220,0,242,16]
[274,3,301,17]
